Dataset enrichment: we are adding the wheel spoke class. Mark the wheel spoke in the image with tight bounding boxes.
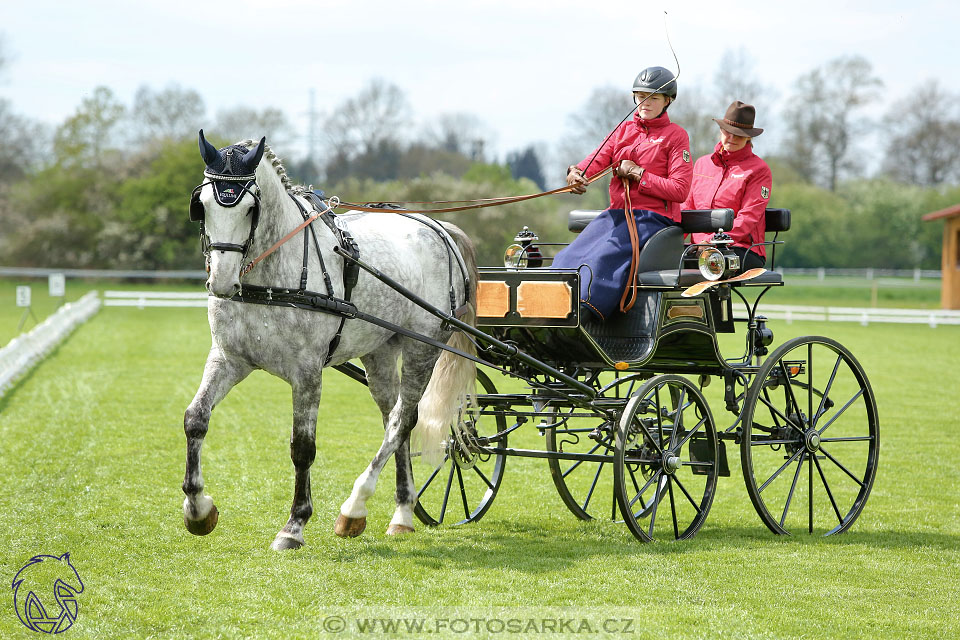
[757,391,804,435]
[780,451,806,527]
[672,385,688,448]
[816,388,865,436]
[438,461,456,524]
[819,445,866,488]
[647,479,661,538]
[807,343,815,435]
[628,470,662,510]
[671,474,702,514]
[673,415,707,450]
[813,454,844,525]
[581,460,605,513]
[751,438,801,446]
[456,464,470,520]
[814,353,843,426]
[417,453,450,498]
[808,453,814,534]
[668,478,679,539]
[471,464,495,491]
[655,386,665,446]
[561,437,608,479]
[782,360,805,430]
[820,435,873,443]
[758,447,804,494]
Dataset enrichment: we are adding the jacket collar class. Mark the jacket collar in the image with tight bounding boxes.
[711,141,754,166]
[633,111,671,131]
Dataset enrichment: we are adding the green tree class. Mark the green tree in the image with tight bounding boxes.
[53,86,125,169]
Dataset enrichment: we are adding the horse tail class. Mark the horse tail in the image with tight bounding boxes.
[412,222,479,465]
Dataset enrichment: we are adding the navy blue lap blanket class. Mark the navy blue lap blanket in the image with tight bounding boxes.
[552,208,676,320]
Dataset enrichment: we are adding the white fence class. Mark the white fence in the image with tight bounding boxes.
[0,291,101,398]
[103,291,208,308]
[735,304,960,327]
[97,290,960,328]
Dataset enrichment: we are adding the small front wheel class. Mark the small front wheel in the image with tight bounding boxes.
[614,375,719,542]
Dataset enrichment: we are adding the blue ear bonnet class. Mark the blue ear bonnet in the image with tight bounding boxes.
[204,145,258,207]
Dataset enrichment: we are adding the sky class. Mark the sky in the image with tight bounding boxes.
[2,0,958,168]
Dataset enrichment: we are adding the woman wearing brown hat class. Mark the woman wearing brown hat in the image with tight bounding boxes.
[683,100,772,270]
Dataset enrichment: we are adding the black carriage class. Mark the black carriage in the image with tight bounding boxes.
[410,207,879,542]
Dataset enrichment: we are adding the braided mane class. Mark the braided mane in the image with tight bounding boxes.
[237,139,311,195]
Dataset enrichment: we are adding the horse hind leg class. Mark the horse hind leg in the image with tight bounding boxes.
[272,373,323,551]
[183,350,251,535]
[337,344,438,538]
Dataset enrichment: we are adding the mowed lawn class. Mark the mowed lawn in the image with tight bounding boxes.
[1,295,959,638]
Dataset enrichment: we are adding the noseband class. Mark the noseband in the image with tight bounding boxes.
[190,169,262,270]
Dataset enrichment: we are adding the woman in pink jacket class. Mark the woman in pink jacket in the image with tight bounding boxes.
[554,66,692,320]
[683,101,772,270]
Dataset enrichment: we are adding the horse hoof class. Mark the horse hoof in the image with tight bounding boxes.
[334,513,367,538]
[184,504,219,536]
[386,524,415,536]
[271,534,304,551]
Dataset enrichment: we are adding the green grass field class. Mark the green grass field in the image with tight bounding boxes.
[1,279,958,638]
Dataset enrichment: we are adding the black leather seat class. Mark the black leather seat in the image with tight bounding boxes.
[566,208,788,288]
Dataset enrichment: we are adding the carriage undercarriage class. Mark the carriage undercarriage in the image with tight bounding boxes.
[391,207,880,542]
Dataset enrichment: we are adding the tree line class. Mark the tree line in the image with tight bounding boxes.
[0,38,957,271]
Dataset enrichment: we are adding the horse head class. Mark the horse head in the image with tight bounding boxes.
[191,130,266,298]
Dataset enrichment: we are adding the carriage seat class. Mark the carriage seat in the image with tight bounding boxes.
[566,208,789,288]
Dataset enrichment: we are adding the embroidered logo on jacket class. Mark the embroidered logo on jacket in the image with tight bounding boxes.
[731,173,746,179]
[647,137,665,144]
[761,186,770,199]
[682,150,690,162]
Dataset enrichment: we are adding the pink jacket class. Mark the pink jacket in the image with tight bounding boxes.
[576,111,692,223]
[683,142,772,258]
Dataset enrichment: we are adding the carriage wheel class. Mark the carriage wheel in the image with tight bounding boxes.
[413,369,507,526]
[545,374,648,521]
[740,336,879,536]
[544,408,617,521]
[614,375,719,542]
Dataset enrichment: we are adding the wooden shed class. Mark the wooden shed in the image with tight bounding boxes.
[922,204,960,309]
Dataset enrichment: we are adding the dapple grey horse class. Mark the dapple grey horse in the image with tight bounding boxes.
[182,132,477,549]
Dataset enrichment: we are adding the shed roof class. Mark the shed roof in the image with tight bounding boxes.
[923,203,960,221]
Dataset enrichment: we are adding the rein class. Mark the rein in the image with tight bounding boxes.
[241,167,613,276]
[331,167,612,214]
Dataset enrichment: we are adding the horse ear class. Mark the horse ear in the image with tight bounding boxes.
[198,129,220,166]
[243,136,266,169]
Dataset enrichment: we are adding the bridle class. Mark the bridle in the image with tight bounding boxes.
[189,168,262,270]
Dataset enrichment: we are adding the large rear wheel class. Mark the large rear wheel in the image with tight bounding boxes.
[740,336,879,535]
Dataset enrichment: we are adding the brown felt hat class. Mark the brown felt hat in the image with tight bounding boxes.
[713,101,764,137]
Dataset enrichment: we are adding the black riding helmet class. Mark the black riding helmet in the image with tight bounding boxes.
[632,66,678,103]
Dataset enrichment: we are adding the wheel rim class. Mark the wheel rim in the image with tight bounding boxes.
[741,336,879,536]
[413,370,507,526]
[614,375,719,542]
[545,374,647,521]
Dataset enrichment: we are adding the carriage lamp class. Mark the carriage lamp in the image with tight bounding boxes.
[697,230,740,281]
[503,226,543,269]
[751,314,775,358]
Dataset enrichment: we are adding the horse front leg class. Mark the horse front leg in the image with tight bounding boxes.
[183,348,251,535]
[271,374,322,551]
